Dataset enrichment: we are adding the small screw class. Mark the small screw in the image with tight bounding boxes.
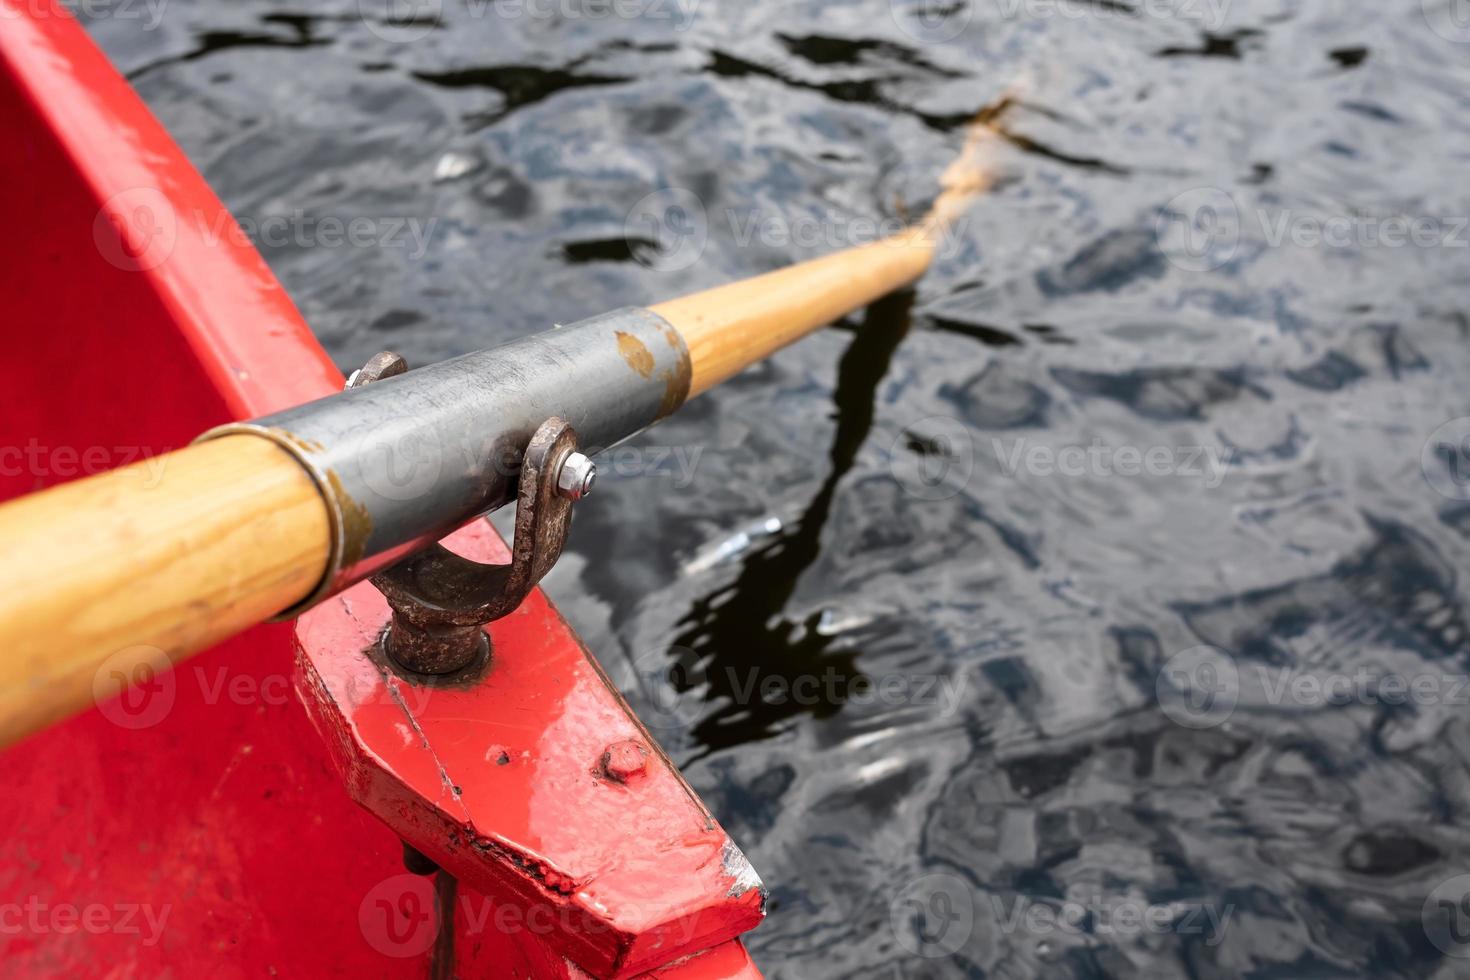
[599,740,649,783]
[556,452,597,501]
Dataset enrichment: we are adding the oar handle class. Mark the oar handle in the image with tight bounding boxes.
[0,230,937,748]
[0,436,329,746]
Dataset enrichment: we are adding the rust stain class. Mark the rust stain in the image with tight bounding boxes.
[615,330,655,378]
[656,362,691,420]
[266,426,326,454]
[326,468,373,568]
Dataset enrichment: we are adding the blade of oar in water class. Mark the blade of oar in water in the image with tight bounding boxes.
[0,121,1001,747]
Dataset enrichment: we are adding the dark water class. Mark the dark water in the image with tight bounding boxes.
[85,0,1470,975]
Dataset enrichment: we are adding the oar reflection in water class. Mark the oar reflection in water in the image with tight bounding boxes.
[663,116,1003,753]
[671,290,916,755]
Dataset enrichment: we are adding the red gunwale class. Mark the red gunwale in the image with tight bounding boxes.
[0,2,761,975]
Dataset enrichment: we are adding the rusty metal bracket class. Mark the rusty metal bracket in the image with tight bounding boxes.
[347,352,584,675]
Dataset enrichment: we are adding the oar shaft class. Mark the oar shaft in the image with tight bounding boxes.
[655,231,937,397]
[0,232,939,748]
[0,436,328,746]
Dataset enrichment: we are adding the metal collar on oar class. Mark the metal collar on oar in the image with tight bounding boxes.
[197,306,692,671]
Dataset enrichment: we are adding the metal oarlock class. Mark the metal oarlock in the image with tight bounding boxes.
[196,307,689,617]
[347,353,592,675]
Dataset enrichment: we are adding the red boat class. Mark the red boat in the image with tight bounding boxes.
[0,3,764,975]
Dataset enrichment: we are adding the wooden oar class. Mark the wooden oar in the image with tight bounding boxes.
[0,191,985,748]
